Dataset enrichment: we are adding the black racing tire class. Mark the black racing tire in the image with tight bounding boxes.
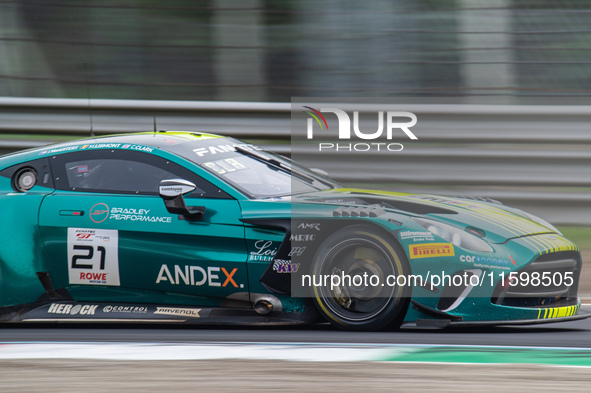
[310,225,411,331]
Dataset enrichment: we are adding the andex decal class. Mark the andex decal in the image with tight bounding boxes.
[155,264,243,288]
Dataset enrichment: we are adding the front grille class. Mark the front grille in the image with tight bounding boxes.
[492,251,581,308]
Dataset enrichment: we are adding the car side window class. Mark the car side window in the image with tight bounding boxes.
[65,158,181,194]
[51,149,232,198]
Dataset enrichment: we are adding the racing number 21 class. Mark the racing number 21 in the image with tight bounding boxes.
[67,228,120,286]
[71,245,106,270]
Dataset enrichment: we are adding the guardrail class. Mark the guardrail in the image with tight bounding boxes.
[0,97,589,225]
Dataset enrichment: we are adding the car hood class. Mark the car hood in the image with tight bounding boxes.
[293,188,557,244]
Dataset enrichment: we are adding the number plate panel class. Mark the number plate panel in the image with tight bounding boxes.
[67,228,120,286]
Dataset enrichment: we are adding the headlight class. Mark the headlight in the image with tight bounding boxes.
[412,217,493,253]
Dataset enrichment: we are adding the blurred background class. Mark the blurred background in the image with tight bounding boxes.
[2,0,591,101]
[0,0,589,238]
[1,3,591,388]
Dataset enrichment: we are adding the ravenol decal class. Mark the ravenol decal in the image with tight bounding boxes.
[154,307,201,317]
[409,243,454,259]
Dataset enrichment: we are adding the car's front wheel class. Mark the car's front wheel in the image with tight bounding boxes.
[310,225,411,331]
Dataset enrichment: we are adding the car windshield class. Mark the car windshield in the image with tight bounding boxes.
[170,138,339,199]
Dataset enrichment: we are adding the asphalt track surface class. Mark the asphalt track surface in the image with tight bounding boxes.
[1,305,591,349]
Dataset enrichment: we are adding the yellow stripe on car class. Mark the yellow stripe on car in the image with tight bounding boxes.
[537,305,579,319]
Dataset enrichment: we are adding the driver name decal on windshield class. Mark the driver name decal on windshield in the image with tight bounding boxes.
[67,228,120,286]
[38,145,79,155]
[203,158,247,175]
[40,143,154,156]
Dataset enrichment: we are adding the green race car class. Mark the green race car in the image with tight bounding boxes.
[0,131,585,330]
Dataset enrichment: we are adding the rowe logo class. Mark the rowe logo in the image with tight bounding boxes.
[303,106,418,152]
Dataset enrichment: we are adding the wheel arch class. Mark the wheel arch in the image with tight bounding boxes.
[241,217,410,296]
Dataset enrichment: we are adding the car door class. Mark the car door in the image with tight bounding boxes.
[38,149,248,307]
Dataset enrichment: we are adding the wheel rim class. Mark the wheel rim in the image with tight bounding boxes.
[316,237,403,322]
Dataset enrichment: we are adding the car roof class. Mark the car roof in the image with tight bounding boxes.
[60,131,226,150]
[4,131,229,161]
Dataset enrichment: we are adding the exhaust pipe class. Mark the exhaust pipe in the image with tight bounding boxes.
[254,299,274,315]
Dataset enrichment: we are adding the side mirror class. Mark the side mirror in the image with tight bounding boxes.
[159,179,205,220]
[159,179,196,198]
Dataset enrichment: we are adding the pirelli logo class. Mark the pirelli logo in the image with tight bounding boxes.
[409,243,455,259]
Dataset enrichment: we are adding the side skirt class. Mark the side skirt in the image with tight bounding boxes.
[0,301,314,326]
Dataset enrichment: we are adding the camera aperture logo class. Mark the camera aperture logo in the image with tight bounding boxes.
[303,106,417,152]
[303,106,329,131]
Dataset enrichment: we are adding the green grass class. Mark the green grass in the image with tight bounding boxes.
[557,226,591,250]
